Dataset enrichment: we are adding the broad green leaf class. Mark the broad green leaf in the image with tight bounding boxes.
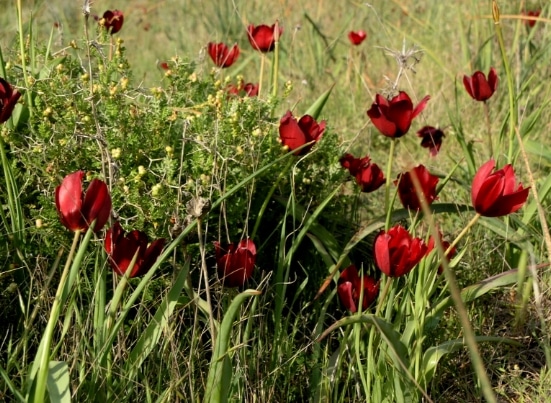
[304,84,334,120]
[46,361,71,403]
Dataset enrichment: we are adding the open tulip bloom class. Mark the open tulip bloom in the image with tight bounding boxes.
[374,225,427,278]
[0,77,21,124]
[105,221,165,278]
[367,91,430,138]
[214,238,256,288]
[337,265,379,313]
[247,23,282,53]
[55,171,112,233]
[348,30,367,46]
[207,42,240,68]
[279,110,326,155]
[340,153,385,193]
[463,67,498,102]
[395,165,439,211]
[102,10,124,34]
[471,159,530,217]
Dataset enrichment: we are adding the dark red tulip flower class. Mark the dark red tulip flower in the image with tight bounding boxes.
[227,82,259,97]
[395,165,439,211]
[471,159,530,217]
[247,23,283,53]
[279,110,326,155]
[463,68,498,102]
[417,126,445,157]
[337,265,379,313]
[374,225,427,277]
[348,30,367,45]
[207,42,240,68]
[340,153,385,193]
[214,238,256,288]
[55,171,112,232]
[102,10,124,34]
[427,231,457,274]
[523,10,541,28]
[104,221,165,278]
[367,91,430,138]
[0,77,21,124]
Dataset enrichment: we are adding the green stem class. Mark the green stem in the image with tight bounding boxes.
[493,0,516,164]
[446,213,480,255]
[384,138,397,231]
[271,21,280,98]
[258,53,266,98]
[483,101,493,159]
[16,0,32,119]
[375,276,393,316]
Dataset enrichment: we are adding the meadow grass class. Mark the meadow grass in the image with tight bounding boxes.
[1,0,550,402]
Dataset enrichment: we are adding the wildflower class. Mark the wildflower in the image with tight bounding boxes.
[374,225,427,277]
[463,68,498,102]
[0,78,21,124]
[214,238,256,287]
[395,165,439,211]
[247,23,283,53]
[367,91,430,138]
[523,10,541,28]
[471,159,530,217]
[348,30,367,45]
[417,126,445,157]
[227,82,259,97]
[55,171,111,232]
[207,42,240,68]
[104,222,165,278]
[340,153,385,193]
[279,110,325,155]
[102,10,124,34]
[337,265,379,313]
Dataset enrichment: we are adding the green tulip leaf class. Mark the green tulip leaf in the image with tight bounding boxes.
[304,84,334,120]
[46,361,71,403]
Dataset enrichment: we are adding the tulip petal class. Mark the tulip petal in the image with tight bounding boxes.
[367,104,397,137]
[474,174,505,215]
[279,111,308,154]
[412,95,431,119]
[337,282,357,313]
[82,179,112,232]
[55,171,85,231]
[471,160,496,205]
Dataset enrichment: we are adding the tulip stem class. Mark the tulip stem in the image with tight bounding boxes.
[483,101,493,158]
[271,20,280,99]
[196,217,217,343]
[384,138,397,231]
[375,276,393,317]
[447,213,480,256]
[258,53,266,98]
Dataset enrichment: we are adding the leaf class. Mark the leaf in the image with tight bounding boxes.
[46,361,71,403]
[304,84,334,120]
[203,289,261,403]
[422,336,521,383]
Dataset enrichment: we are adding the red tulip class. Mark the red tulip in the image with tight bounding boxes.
[395,165,439,211]
[227,82,259,97]
[247,24,283,53]
[207,42,240,68]
[340,153,385,193]
[0,78,21,124]
[55,171,111,232]
[214,238,256,287]
[471,159,530,217]
[367,91,430,138]
[523,10,541,28]
[427,231,457,274]
[104,221,165,278]
[374,225,427,277]
[279,110,326,155]
[348,30,367,46]
[102,10,124,34]
[417,126,445,157]
[463,68,498,102]
[337,265,379,313]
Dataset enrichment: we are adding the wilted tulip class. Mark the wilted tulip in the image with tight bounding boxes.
[337,265,379,313]
[102,10,124,34]
[104,221,165,278]
[471,159,530,217]
[247,24,282,53]
[417,126,445,157]
[279,110,325,155]
[0,77,21,124]
[367,91,430,138]
[463,68,498,102]
[395,165,439,211]
[207,42,240,68]
[340,153,385,193]
[214,238,256,287]
[374,225,427,277]
[348,30,367,45]
[55,171,112,232]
